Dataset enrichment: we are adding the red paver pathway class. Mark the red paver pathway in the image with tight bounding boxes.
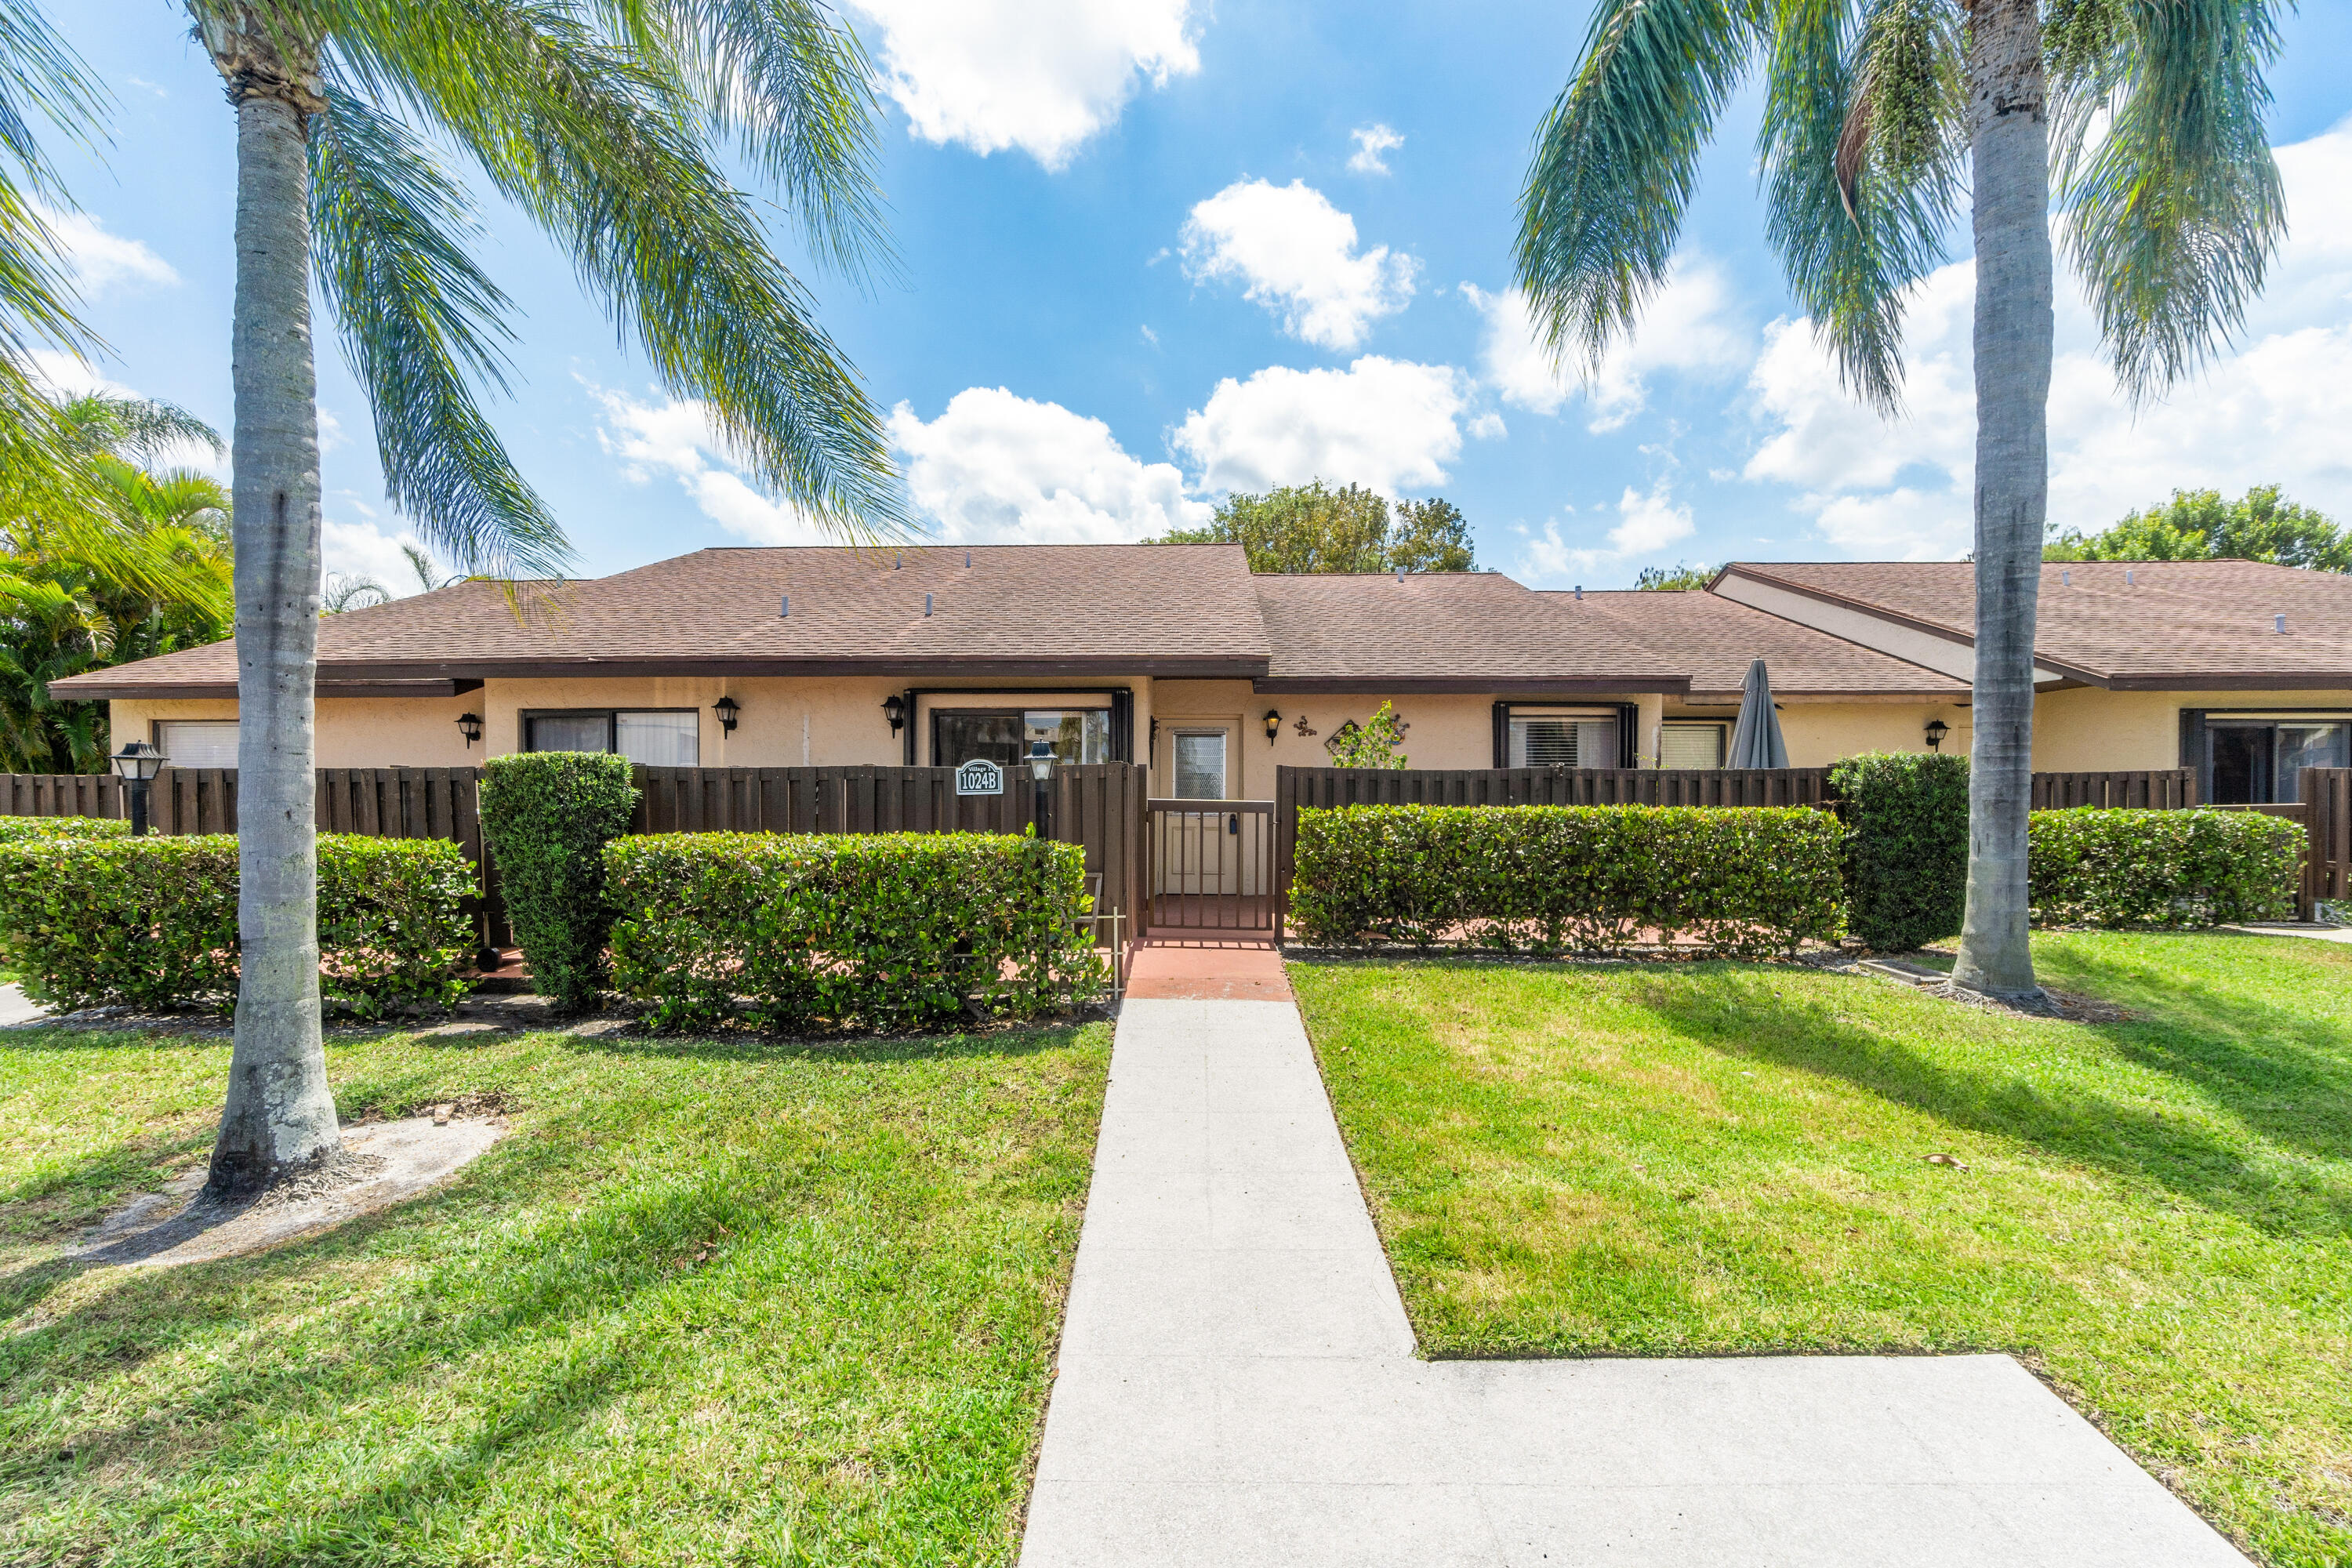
[1124,938,1291,1001]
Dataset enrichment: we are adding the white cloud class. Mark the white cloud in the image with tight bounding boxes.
[1514,482,1695,583]
[844,0,1200,169]
[889,386,1209,543]
[591,383,835,544]
[34,201,176,296]
[1173,356,1472,495]
[1181,179,1417,350]
[1348,123,1403,176]
[1464,257,1746,430]
[322,516,423,596]
[1741,117,2352,557]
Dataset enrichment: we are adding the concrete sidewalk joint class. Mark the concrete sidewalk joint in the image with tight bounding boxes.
[1022,996,2249,1567]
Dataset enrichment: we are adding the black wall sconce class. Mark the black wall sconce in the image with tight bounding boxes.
[456,713,483,749]
[1924,717,1949,752]
[712,695,739,735]
[1263,709,1281,744]
[880,692,907,735]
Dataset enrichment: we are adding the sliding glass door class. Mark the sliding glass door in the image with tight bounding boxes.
[2203,718,2350,804]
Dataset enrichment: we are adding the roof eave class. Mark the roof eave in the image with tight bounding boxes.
[1254,676,1691,695]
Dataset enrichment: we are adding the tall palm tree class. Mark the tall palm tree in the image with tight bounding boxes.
[1517,0,2286,1000]
[163,0,903,1192]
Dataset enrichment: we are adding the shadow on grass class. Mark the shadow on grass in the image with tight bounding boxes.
[1620,965,2352,1241]
[557,1019,1096,1068]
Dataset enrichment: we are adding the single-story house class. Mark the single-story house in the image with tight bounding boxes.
[46,546,2352,806]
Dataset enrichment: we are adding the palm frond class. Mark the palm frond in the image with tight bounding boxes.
[328,0,906,539]
[1515,0,1761,376]
[593,0,895,284]
[56,392,223,465]
[309,86,572,580]
[0,0,107,364]
[1758,0,1963,412]
[2056,0,2287,399]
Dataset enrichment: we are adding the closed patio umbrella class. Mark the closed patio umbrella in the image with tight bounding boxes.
[1726,658,1789,769]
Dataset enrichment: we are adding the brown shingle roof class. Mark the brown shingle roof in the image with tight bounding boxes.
[50,543,1276,696]
[1721,559,2352,688]
[1254,572,1686,692]
[1553,589,1966,698]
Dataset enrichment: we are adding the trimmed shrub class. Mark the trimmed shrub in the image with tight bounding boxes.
[0,815,129,844]
[605,830,1109,1032]
[478,751,638,1011]
[1830,752,1969,951]
[0,833,474,1014]
[1288,803,1845,957]
[2029,808,2302,927]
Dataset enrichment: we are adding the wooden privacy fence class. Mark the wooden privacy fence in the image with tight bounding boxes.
[631,763,1147,953]
[1,772,125,818]
[2030,768,2197,809]
[2302,768,2352,911]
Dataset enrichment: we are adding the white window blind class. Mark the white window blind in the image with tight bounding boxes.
[616,711,699,767]
[1509,717,1617,768]
[154,720,239,769]
[1174,731,1226,799]
[1660,724,1726,769]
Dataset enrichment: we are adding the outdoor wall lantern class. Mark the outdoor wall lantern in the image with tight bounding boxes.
[110,740,166,837]
[455,713,484,749]
[1264,709,1282,744]
[712,695,740,735]
[1924,718,1949,752]
[880,692,907,735]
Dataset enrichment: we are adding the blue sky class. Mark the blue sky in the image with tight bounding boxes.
[41,1,2352,593]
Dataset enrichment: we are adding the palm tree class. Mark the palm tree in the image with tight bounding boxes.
[1518,0,2285,1000]
[157,0,903,1193]
[318,572,387,612]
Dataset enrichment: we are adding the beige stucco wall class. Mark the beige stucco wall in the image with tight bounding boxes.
[122,679,2350,788]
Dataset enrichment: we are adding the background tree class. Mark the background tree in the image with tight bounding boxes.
[1518,0,2287,1001]
[1635,561,1713,590]
[2046,485,2347,570]
[1,390,233,771]
[154,0,907,1195]
[1152,480,1476,572]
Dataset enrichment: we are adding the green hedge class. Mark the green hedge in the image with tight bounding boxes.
[0,833,474,1014]
[605,831,1109,1032]
[478,752,639,1011]
[1830,752,1969,951]
[2029,808,2303,927]
[0,816,129,844]
[1288,804,1845,957]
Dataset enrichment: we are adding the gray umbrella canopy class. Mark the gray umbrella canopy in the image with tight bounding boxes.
[1726,658,1790,769]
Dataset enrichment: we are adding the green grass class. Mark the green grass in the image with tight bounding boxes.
[1292,933,2352,1568]
[0,1020,1109,1566]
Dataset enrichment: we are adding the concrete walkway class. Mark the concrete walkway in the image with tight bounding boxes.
[0,984,45,1027]
[1022,996,2250,1567]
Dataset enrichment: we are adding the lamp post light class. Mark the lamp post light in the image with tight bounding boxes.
[1924,718,1950,753]
[111,740,167,837]
[1027,738,1056,840]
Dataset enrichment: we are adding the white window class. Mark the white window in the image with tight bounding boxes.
[1174,731,1227,799]
[616,711,700,767]
[524,710,700,766]
[1660,723,1726,770]
[154,720,239,769]
[1508,713,1618,768]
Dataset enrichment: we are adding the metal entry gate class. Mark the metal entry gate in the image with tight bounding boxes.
[1147,798,1275,931]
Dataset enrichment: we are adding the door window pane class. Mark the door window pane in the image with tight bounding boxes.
[1660,724,1725,769]
[527,713,612,753]
[1025,709,1109,764]
[1174,731,1226,798]
[2279,723,2350,801]
[2208,724,2270,804]
[154,720,239,769]
[617,711,699,767]
[937,712,1025,768]
[1510,717,1617,768]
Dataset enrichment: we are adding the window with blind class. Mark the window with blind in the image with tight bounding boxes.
[154,720,240,769]
[1508,715,1617,768]
[523,710,700,766]
[1660,722,1726,770]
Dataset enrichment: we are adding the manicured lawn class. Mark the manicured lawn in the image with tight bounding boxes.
[1293,933,2352,1568]
[0,1020,1109,1566]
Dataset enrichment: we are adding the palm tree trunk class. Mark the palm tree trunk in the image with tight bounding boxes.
[1950,0,2051,1001]
[204,26,341,1193]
